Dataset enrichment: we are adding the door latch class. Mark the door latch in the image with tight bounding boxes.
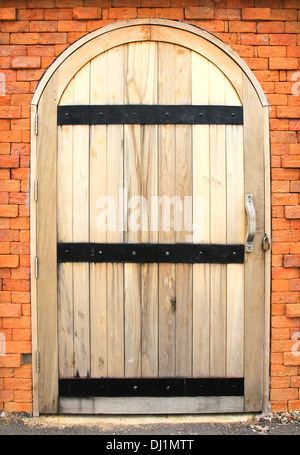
[262,233,270,251]
[245,193,256,253]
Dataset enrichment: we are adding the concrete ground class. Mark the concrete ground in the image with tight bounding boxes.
[0,411,300,435]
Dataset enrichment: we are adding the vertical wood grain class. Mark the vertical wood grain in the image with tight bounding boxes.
[72,63,90,378]
[90,52,108,378]
[192,52,210,377]
[57,79,74,378]
[158,43,176,377]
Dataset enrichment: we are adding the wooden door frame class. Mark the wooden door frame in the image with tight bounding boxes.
[30,19,271,416]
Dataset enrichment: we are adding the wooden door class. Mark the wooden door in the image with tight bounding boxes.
[32,21,270,415]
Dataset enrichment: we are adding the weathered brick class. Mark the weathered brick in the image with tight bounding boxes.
[73,7,102,20]
[284,255,300,268]
[286,304,300,317]
[242,8,270,20]
[0,8,16,21]
[184,7,214,19]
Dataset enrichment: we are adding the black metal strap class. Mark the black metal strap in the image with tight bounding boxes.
[59,378,244,398]
[57,243,244,264]
[57,105,243,125]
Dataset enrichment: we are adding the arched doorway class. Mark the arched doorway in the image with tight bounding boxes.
[31,19,270,415]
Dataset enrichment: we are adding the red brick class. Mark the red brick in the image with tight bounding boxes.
[0,8,16,21]
[258,46,286,58]
[271,377,290,388]
[271,401,288,412]
[0,390,13,402]
[290,182,300,193]
[73,7,102,20]
[242,8,270,20]
[17,9,44,21]
[229,21,256,33]
[39,33,68,45]
[278,106,300,119]
[10,33,39,45]
[284,255,300,267]
[0,205,18,218]
[270,34,297,46]
[284,353,300,366]
[270,57,299,70]
[287,46,300,58]
[0,354,21,368]
[5,341,31,354]
[272,168,299,180]
[257,22,284,34]
[108,7,137,18]
[240,33,269,45]
[271,9,297,21]
[13,328,31,341]
[184,7,214,19]
[272,193,298,205]
[45,9,72,20]
[214,9,240,20]
[14,390,32,403]
[270,387,299,400]
[4,378,32,391]
[285,206,300,219]
[30,21,58,33]
[282,156,300,168]
[11,56,41,69]
[0,304,21,318]
[4,402,32,413]
[286,304,300,317]
[243,57,268,70]
[138,8,183,19]
[0,255,19,268]
[3,279,30,292]
[288,401,300,412]
[291,376,300,387]
[285,21,300,34]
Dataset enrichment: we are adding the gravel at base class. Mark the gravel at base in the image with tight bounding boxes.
[0,411,300,435]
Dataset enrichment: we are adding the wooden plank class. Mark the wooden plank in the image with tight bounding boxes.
[157,43,176,378]
[191,52,210,377]
[57,79,74,379]
[106,46,124,378]
[72,63,90,378]
[209,61,227,378]
[158,43,176,377]
[90,51,108,378]
[123,121,142,377]
[263,105,271,412]
[30,103,39,416]
[225,124,244,378]
[124,43,143,378]
[174,45,192,377]
[243,72,265,411]
[36,73,58,413]
[137,43,159,377]
[59,396,244,414]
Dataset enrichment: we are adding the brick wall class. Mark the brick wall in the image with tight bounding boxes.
[0,0,299,414]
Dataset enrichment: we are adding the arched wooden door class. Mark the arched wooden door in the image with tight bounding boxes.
[31,20,270,415]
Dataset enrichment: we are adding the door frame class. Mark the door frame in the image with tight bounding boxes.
[30,19,271,416]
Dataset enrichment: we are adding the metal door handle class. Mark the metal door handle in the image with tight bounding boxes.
[245,194,255,252]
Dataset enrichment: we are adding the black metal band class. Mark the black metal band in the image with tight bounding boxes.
[57,243,244,264]
[57,105,243,125]
[59,378,244,398]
